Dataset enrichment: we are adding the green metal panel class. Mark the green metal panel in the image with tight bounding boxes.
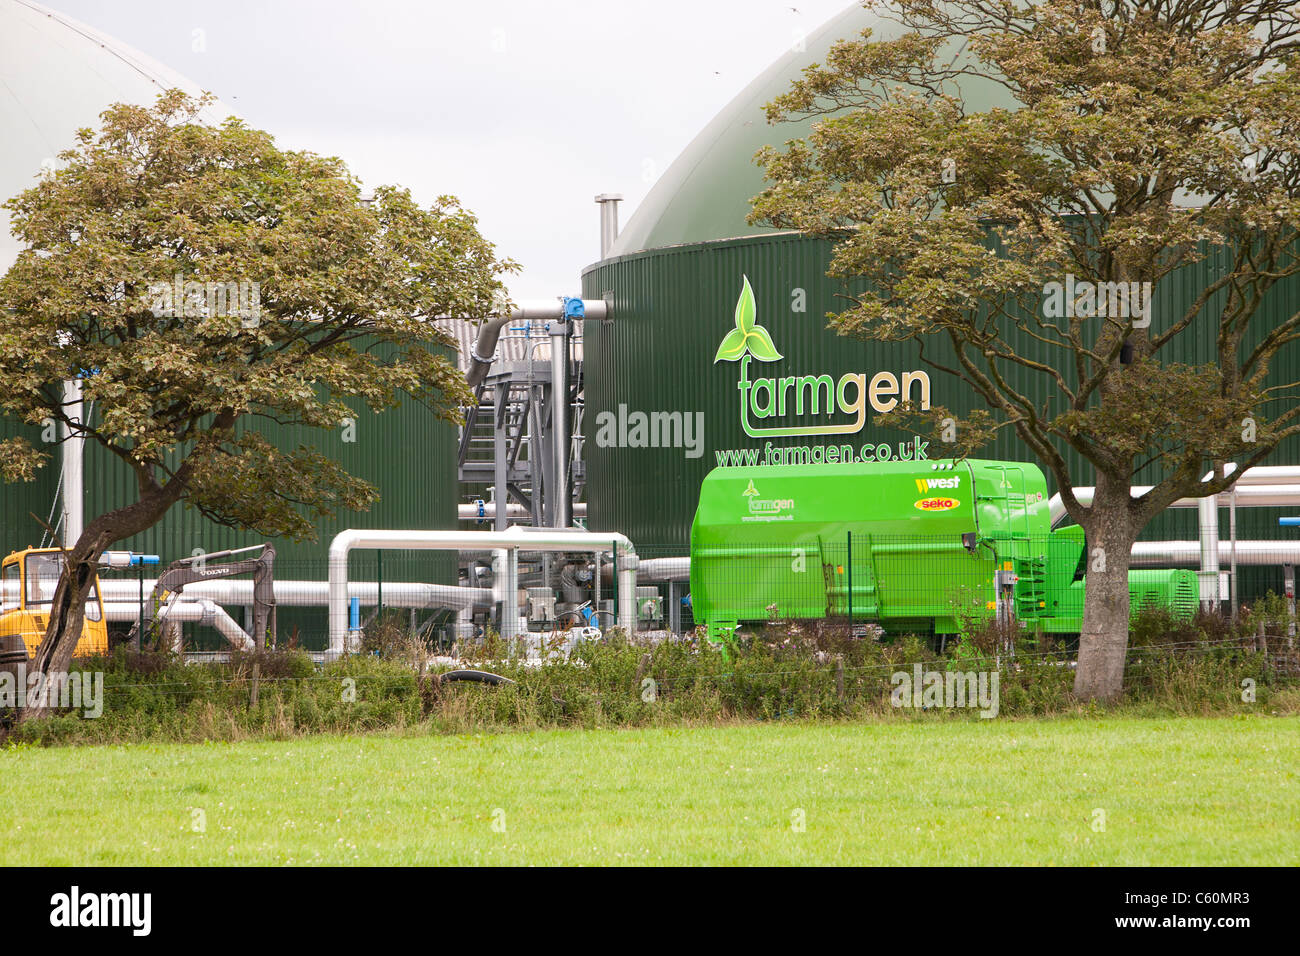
[689,459,1052,633]
[1,341,459,650]
[688,458,1205,634]
[1041,570,1199,634]
[582,231,1300,613]
[0,417,59,553]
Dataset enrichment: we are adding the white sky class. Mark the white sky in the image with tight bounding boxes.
[43,0,854,298]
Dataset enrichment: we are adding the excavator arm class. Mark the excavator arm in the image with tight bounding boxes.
[130,545,276,648]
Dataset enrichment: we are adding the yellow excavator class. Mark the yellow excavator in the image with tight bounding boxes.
[0,547,109,665]
[2,544,276,663]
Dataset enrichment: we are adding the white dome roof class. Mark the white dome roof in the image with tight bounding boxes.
[0,0,235,270]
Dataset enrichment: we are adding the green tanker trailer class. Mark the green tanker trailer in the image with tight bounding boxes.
[688,459,1196,639]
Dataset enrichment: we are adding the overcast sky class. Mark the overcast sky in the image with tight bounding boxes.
[43,0,853,298]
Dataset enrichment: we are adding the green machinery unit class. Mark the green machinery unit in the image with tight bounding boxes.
[688,459,1197,636]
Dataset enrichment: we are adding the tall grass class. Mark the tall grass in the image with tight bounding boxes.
[3,602,1296,747]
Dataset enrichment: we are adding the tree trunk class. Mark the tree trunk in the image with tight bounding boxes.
[20,532,112,721]
[20,486,182,723]
[1074,476,1138,702]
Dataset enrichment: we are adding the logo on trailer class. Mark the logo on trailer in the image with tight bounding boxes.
[916,476,960,493]
[914,497,960,512]
[740,480,795,519]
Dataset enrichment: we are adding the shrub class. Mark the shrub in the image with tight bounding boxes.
[2,609,1296,747]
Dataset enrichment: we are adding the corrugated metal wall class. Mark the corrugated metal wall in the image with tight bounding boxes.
[0,416,60,551]
[1,342,459,650]
[581,232,1300,601]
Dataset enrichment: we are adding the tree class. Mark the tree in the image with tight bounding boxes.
[751,0,1300,699]
[0,91,512,717]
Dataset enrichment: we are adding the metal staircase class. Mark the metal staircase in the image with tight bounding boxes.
[456,347,583,529]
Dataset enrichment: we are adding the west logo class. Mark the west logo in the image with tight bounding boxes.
[716,276,932,439]
[915,476,960,492]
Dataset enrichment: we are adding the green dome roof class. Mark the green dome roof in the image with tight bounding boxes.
[608,3,1013,258]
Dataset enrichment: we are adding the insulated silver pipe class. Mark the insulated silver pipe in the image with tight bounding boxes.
[601,556,691,582]
[1198,493,1221,605]
[465,299,608,390]
[1131,540,1300,567]
[99,580,492,610]
[1222,465,1300,484]
[60,378,84,547]
[326,528,638,659]
[550,320,569,528]
[102,599,254,651]
[1049,471,1300,527]
[595,193,623,258]
[491,548,520,642]
[458,502,586,521]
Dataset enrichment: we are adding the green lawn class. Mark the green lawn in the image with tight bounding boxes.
[1,717,1295,865]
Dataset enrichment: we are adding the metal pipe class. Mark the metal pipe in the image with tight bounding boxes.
[458,502,586,521]
[465,299,608,390]
[1230,488,1239,617]
[326,528,638,659]
[102,598,253,651]
[1130,540,1300,566]
[1219,465,1300,485]
[1048,467,1300,526]
[1047,465,1300,608]
[550,319,569,527]
[595,193,623,258]
[601,556,691,582]
[1198,491,1221,607]
[490,548,520,642]
[99,579,492,610]
[60,378,84,547]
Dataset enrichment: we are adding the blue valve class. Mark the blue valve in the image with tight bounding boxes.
[561,297,585,320]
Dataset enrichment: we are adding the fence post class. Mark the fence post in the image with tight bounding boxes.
[249,662,260,710]
[377,549,383,621]
[1285,563,1296,648]
[634,652,651,696]
[846,531,853,627]
[835,654,845,703]
[137,561,144,651]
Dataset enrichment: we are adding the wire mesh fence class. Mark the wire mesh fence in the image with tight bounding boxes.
[1,532,1298,659]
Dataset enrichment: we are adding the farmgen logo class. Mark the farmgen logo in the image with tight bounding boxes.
[741,479,794,521]
[715,276,933,439]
